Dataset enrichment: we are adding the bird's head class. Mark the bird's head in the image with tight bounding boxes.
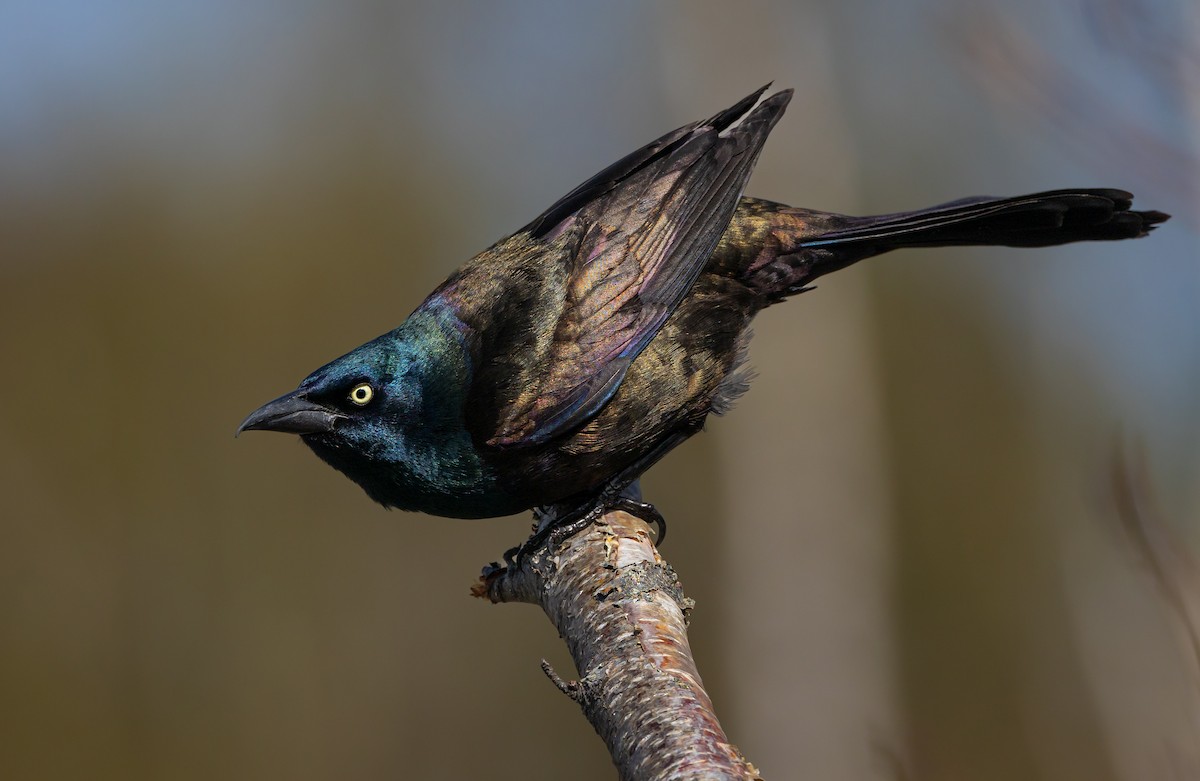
[237,314,481,511]
[237,331,425,473]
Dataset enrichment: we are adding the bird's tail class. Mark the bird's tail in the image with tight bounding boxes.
[737,189,1169,300]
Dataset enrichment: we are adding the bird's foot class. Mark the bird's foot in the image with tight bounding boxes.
[609,495,667,546]
[500,502,599,569]
[499,487,666,570]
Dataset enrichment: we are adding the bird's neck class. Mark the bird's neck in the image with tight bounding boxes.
[361,302,509,516]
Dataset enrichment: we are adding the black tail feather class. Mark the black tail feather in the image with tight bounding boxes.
[802,189,1168,251]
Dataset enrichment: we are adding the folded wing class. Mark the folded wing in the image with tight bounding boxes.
[488,86,791,447]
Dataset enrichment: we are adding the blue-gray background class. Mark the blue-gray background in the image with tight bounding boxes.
[2,2,1196,779]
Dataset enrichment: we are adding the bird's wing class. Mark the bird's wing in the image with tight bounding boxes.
[487,86,791,448]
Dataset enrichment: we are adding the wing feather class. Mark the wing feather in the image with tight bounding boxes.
[488,87,791,447]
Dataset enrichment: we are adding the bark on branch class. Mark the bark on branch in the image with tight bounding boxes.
[474,510,760,781]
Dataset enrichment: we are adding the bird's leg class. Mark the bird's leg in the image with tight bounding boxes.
[500,499,594,567]
[537,481,658,549]
[535,482,668,555]
[499,489,666,569]
[474,484,665,569]
[501,426,698,569]
[498,505,563,567]
[499,490,644,567]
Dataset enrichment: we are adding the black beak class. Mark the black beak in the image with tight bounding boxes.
[236,390,345,436]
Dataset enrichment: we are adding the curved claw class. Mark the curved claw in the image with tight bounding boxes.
[612,497,667,546]
[502,490,668,570]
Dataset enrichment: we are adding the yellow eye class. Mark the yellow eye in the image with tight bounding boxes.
[348,383,374,406]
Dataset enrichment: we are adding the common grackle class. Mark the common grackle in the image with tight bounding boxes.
[239,86,1168,533]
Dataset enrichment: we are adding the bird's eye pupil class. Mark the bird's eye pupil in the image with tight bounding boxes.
[349,383,374,406]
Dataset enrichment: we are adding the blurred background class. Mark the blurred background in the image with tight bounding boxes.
[1,1,1197,779]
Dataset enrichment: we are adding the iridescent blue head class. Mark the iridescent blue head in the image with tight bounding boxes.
[237,310,502,517]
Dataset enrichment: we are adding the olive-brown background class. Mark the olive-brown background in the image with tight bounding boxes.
[2,2,1197,779]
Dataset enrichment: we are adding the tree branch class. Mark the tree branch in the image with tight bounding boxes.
[474,510,760,781]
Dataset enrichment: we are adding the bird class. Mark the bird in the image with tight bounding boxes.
[238,85,1167,546]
